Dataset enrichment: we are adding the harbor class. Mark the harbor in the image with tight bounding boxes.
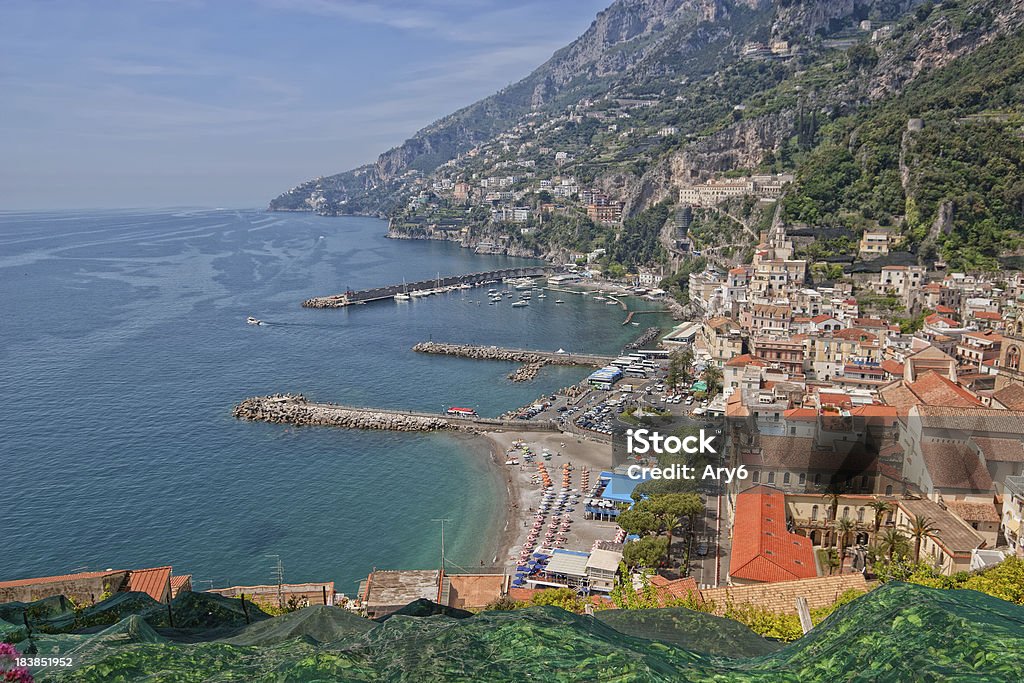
[301,266,557,308]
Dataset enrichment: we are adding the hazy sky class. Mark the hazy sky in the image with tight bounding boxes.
[0,0,608,209]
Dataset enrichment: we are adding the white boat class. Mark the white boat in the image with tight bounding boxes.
[511,301,529,308]
[246,316,264,326]
[538,293,547,299]
[605,300,618,305]
[410,290,429,298]
[394,293,410,301]
[555,299,564,304]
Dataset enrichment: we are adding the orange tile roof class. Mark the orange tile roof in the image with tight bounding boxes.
[725,353,766,367]
[729,486,817,584]
[909,371,982,407]
[170,575,192,598]
[880,359,905,376]
[783,407,817,421]
[944,500,1000,523]
[849,404,899,419]
[701,574,869,616]
[649,575,701,603]
[993,383,1024,410]
[127,566,172,602]
[973,311,1001,320]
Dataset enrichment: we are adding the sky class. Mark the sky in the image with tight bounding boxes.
[0,0,609,209]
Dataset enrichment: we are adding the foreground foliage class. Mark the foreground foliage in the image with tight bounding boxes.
[3,581,1022,681]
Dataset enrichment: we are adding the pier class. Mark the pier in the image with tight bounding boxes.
[302,266,559,308]
[233,394,561,432]
[411,342,615,368]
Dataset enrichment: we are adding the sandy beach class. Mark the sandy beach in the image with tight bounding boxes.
[479,430,620,572]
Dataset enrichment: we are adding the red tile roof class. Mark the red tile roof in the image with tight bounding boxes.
[919,442,993,492]
[729,486,817,584]
[649,575,702,603]
[725,353,766,367]
[783,407,817,421]
[127,566,173,603]
[973,311,1001,321]
[880,359,905,376]
[170,575,192,598]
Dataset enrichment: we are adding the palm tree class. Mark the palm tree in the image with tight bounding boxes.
[703,364,723,397]
[834,517,855,574]
[868,499,891,534]
[908,514,940,563]
[877,527,906,563]
[822,484,845,522]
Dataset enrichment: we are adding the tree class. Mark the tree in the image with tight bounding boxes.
[703,364,723,397]
[637,494,703,564]
[822,485,844,523]
[909,514,940,563]
[616,509,659,537]
[834,518,855,574]
[868,499,891,534]
[623,536,669,569]
[667,348,694,392]
[876,527,909,563]
[528,587,586,613]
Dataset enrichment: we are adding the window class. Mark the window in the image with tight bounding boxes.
[815,473,822,485]
[811,505,819,521]
[885,485,893,495]
[768,472,776,484]
[857,508,865,522]
[842,506,850,519]
[752,470,760,483]
[783,472,791,484]
[861,475,870,489]
[799,473,806,485]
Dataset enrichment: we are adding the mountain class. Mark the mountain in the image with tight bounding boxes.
[270,0,1024,270]
[14,582,1024,681]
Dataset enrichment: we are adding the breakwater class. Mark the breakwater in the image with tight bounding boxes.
[412,342,613,367]
[232,394,561,433]
[625,327,661,350]
[301,266,557,308]
[507,361,545,382]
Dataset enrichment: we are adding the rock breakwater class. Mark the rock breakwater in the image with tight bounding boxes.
[233,394,459,432]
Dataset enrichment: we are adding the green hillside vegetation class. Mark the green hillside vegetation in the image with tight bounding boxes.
[782,22,1024,270]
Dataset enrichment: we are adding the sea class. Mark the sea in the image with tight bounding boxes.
[0,208,672,594]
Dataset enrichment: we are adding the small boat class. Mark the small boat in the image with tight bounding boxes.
[511,301,529,308]
[246,316,264,326]
[605,300,618,305]
[537,293,547,299]
[446,406,478,417]
[555,299,564,304]
[394,293,410,301]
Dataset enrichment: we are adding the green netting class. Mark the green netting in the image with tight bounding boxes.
[594,607,783,657]
[222,605,373,646]
[4,583,1022,682]
[375,598,473,622]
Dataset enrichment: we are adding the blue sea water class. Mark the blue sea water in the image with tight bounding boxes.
[0,208,671,593]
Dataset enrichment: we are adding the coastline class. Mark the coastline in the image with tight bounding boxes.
[478,429,616,573]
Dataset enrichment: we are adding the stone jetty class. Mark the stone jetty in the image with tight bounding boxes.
[412,342,612,367]
[233,394,459,432]
[232,394,563,433]
[508,361,545,382]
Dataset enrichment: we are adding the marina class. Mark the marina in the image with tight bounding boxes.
[301,266,557,308]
